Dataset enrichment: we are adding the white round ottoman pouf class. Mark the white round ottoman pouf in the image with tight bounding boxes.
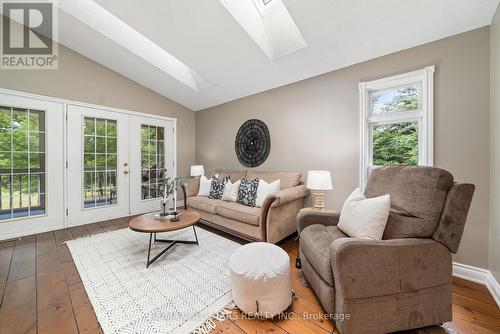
[229,242,292,318]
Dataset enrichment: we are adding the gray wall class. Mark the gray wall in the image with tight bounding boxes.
[0,23,196,178]
[196,27,491,269]
[490,4,500,282]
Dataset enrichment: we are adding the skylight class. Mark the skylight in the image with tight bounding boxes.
[53,0,211,91]
[220,0,307,60]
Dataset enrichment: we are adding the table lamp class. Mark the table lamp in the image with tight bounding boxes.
[190,165,205,179]
[306,170,333,210]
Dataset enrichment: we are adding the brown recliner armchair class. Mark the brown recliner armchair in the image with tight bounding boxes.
[297,166,475,334]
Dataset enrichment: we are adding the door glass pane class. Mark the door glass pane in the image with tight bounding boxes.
[370,83,420,115]
[140,125,166,200]
[372,121,418,166]
[0,106,46,221]
[83,117,118,208]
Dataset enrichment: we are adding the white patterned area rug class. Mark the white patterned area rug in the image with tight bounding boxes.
[66,227,240,334]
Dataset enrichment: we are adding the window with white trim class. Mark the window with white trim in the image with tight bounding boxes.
[359,66,435,188]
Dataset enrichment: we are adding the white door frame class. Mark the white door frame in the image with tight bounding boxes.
[0,88,177,239]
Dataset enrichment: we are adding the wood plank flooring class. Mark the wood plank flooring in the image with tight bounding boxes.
[0,217,499,334]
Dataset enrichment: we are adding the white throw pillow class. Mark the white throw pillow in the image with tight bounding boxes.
[337,188,390,240]
[222,180,240,202]
[197,174,218,197]
[255,179,281,208]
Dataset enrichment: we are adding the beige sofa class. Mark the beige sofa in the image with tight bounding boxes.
[181,169,309,244]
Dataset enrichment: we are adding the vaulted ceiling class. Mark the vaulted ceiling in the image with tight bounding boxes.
[52,0,499,111]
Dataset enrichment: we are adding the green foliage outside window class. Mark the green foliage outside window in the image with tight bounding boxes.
[371,86,419,166]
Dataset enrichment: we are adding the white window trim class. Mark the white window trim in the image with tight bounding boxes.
[359,66,435,190]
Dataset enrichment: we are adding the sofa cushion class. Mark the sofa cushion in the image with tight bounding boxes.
[300,225,347,286]
[364,166,454,238]
[237,178,259,207]
[212,169,247,183]
[246,171,302,189]
[187,196,223,214]
[209,175,229,200]
[216,201,261,226]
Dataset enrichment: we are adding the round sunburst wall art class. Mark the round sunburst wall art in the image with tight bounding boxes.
[235,119,271,167]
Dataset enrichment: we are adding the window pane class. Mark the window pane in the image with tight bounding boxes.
[12,130,28,151]
[106,137,116,154]
[0,107,11,131]
[84,118,95,135]
[370,83,420,115]
[372,121,418,166]
[82,117,118,208]
[84,154,95,170]
[106,120,117,137]
[0,152,11,169]
[29,132,44,152]
[0,130,11,150]
[95,154,106,170]
[84,135,94,153]
[29,153,44,170]
[109,187,117,204]
[12,152,28,169]
[83,190,95,208]
[29,110,44,132]
[84,172,95,189]
[106,171,116,188]
[96,137,106,154]
[140,125,166,200]
[106,154,117,169]
[96,171,106,189]
[95,119,106,136]
[0,174,11,213]
[12,108,28,131]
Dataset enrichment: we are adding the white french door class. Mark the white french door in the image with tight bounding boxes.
[0,92,65,239]
[67,105,175,226]
[67,105,130,226]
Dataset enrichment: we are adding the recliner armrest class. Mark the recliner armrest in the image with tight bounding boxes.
[297,209,340,234]
[263,185,309,209]
[330,238,451,300]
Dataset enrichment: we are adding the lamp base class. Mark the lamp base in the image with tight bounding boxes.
[312,191,326,210]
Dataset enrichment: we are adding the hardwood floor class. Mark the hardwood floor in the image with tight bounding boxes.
[0,217,499,334]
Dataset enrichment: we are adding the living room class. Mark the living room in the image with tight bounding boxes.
[0,0,499,333]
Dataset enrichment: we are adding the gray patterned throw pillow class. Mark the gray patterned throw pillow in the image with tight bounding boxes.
[237,178,259,207]
[209,176,229,200]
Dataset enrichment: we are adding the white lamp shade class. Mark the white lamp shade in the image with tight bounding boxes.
[306,170,333,190]
[190,165,205,177]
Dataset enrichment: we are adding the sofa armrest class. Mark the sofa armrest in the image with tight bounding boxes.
[297,209,340,235]
[182,178,200,198]
[263,185,309,209]
[330,238,452,300]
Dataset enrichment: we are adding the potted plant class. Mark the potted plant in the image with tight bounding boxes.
[160,168,184,221]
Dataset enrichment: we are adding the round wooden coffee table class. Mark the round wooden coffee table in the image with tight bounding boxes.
[129,210,201,268]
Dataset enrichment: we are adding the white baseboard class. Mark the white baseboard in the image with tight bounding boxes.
[486,271,500,307]
[453,262,500,307]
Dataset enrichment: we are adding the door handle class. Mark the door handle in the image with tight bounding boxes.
[124,170,129,175]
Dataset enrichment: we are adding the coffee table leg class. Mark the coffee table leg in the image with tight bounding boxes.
[146,228,199,268]
[193,226,199,245]
[147,233,153,268]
